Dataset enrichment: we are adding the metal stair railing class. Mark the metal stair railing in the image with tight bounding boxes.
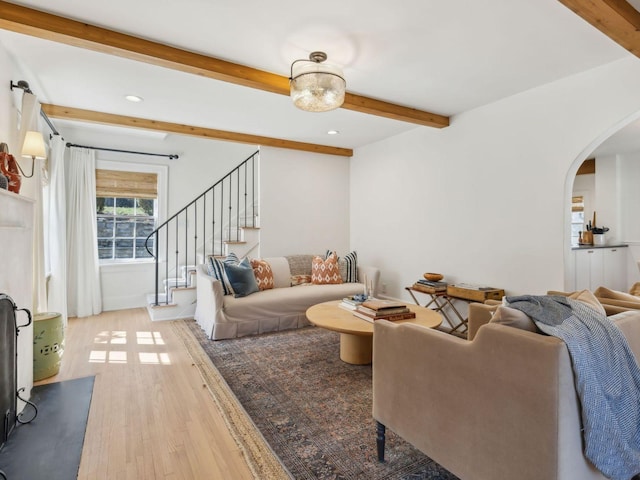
[145,150,259,306]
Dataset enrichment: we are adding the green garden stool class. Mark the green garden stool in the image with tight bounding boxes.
[33,312,64,381]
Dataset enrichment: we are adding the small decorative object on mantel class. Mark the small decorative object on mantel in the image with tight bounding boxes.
[0,142,21,193]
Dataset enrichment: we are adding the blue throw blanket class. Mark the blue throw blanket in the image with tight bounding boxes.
[506,295,640,480]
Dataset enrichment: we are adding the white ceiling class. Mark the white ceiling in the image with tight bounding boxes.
[0,0,636,152]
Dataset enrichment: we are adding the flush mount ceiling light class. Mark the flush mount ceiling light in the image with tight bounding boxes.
[290,51,346,112]
[125,95,143,102]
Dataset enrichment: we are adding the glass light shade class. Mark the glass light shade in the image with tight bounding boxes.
[290,61,346,112]
[21,131,47,159]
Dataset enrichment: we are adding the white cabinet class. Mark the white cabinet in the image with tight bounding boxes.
[574,248,603,291]
[603,247,627,292]
[573,247,627,292]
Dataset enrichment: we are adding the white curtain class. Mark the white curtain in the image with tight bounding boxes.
[46,135,68,324]
[66,147,102,317]
[19,92,47,314]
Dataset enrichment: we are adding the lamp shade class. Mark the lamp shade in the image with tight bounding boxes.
[290,52,346,112]
[21,131,46,159]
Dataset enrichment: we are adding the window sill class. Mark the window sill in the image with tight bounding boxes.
[99,260,156,272]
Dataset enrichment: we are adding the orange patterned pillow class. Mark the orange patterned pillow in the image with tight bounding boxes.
[311,253,343,285]
[250,259,274,291]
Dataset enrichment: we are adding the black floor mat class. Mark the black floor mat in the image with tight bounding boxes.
[0,376,95,480]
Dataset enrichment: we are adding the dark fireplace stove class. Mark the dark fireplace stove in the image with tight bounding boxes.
[0,293,37,479]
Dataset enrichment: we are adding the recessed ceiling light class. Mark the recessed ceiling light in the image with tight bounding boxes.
[125,95,143,103]
[327,130,340,135]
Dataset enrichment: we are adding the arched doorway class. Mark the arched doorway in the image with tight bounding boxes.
[564,111,640,292]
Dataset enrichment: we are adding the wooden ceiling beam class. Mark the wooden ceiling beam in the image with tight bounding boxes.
[557,0,640,57]
[0,1,449,128]
[42,104,354,157]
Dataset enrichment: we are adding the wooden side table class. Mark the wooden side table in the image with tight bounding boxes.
[405,287,467,335]
[406,285,505,337]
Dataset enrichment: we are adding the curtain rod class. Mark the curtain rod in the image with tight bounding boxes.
[10,80,60,136]
[65,143,179,160]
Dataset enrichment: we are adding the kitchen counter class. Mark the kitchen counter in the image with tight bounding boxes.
[571,244,628,250]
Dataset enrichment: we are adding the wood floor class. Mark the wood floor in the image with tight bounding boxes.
[36,308,255,480]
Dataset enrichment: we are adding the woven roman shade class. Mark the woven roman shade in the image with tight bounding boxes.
[96,169,157,199]
[572,195,584,213]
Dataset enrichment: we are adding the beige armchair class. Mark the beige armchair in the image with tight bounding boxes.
[372,305,640,480]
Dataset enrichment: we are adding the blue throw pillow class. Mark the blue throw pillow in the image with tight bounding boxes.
[223,257,259,298]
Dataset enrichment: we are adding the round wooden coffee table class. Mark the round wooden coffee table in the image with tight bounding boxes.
[306,300,442,365]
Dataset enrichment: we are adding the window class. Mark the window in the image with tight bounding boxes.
[96,169,158,262]
[571,195,584,245]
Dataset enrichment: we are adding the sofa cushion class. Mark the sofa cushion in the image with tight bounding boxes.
[312,253,342,285]
[251,259,274,291]
[263,257,291,288]
[343,251,358,283]
[286,254,317,276]
[291,274,312,286]
[224,258,259,298]
[490,306,539,333]
[222,283,365,324]
[207,254,237,295]
[568,289,606,316]
[496,291,606,333]
[325,250,358,283]
[594,286,640,304]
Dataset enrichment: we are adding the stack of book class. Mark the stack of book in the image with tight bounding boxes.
[412,278,448,294]
[353,299,416,323]
[339,296,366,311]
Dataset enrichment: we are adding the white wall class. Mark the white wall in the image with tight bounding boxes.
[0,44,34,408]
[351,57,640,300]
[619,151,640,243]
[572,172,594,219]
[59,124,257,310]
[617,151,640,287]
[593,155,619,243]
[259,146,350,257]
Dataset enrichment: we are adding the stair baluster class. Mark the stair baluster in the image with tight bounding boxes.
[145,150,259,306]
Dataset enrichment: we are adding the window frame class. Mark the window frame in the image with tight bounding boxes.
[96,160,168,265]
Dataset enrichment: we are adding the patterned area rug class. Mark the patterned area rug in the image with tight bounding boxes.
[175,320,459,480]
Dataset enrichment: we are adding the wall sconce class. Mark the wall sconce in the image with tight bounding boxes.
[290,51,346,112]
[20,131,46,178]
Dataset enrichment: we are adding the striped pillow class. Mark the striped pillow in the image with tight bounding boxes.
[325,250,358,283]
[206,253,240,295]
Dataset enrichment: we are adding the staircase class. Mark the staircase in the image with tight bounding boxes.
[145,151,260,321]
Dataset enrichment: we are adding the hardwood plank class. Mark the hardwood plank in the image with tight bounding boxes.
[558,0,640,57]
[36,308,255,480]
[42,103,354,158]
[0,0,449,128]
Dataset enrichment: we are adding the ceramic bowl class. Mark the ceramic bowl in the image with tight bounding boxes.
[423,272,444,282]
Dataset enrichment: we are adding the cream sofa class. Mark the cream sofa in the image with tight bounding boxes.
[372,302,640,480]
[195,254,380,340]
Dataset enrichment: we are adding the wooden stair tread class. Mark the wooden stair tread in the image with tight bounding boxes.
[148,302,178,309]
